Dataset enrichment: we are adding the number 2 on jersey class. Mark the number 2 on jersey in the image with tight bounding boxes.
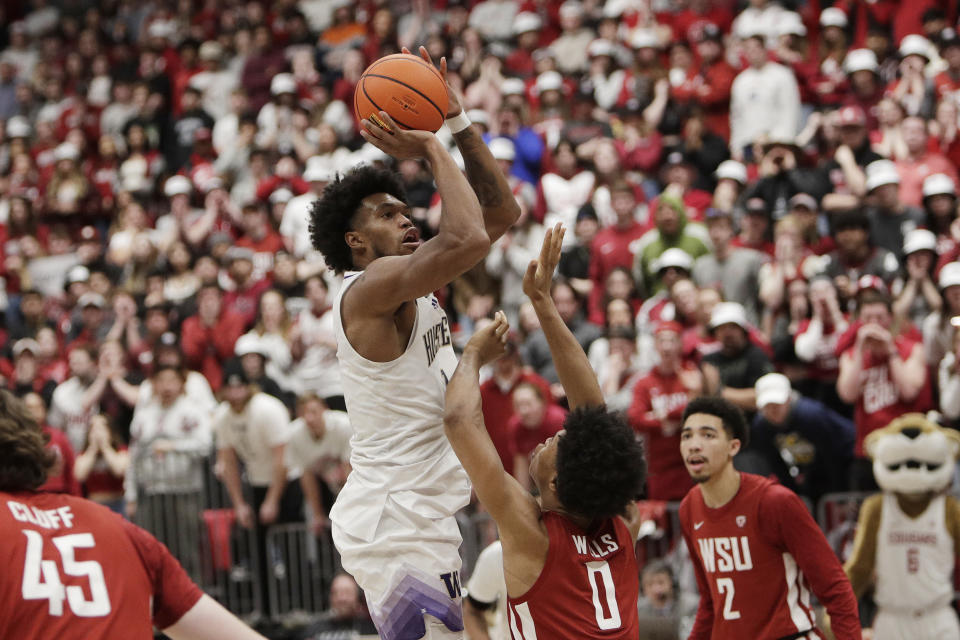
[22,530,111,617]
[716,577,741,620]
[586,560,622,630]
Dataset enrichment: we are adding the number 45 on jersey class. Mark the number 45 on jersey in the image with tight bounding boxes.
[21,531,112,617]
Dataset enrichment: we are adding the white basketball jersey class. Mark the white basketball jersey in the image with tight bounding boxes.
[875,493,954,611]
[329,272,471,542]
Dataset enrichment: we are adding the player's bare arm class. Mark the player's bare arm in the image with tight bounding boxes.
[522,224,604,410]
[345,112,488,313]
[163,595,269,640]
[405,46,521,243]
[443,313,548,591]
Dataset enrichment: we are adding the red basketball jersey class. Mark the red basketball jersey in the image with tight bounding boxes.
[0,491,203,640]
[679,473,860,640]
[506,511,640,639]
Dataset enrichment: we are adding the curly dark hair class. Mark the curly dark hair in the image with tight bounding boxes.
[0,390,54,492]
[555,406,645,521]
[681,396,749,447]
[308,165,407,273]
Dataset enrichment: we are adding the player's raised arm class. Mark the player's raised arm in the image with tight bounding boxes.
[523,224,605,409]
[315,111,489,316]
[443,312,543,541]
[407,46,521,243]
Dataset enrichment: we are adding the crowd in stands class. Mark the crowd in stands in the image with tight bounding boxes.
[4,1,960,628]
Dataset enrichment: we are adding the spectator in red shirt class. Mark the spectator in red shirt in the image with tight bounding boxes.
[479,335,552,472]
[885,35,935,118]
[220,248,272,329]
[837,289,930,489]
[25,391,81,496]
[507,381,566,489]
[894,115,959,207]
[587,182,647,323]
[181,284,246,392]
[794,275,851,413]
[842,49,885,128]
[241,24,288,113]
[504,13,542,78]
[235,202,284,279]
[933,28,960,103]
[628,321,701,500]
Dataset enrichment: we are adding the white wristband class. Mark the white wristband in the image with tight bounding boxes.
[445,111,471,134]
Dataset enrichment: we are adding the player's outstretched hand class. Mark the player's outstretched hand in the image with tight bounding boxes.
[359,110,437,160]
[402,45,463,119]
[523,223,565,304]
[464,310,510,367]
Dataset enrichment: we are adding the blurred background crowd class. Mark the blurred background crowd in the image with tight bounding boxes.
[4,0,960,637]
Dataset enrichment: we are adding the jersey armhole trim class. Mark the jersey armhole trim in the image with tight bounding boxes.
[507,512,559,603]
[336,272,423,367]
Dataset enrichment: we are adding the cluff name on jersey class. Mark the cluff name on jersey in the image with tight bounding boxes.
[424,316,452,367]
[573,534,620,559]
[697,536,754,573]
[7,501,76,530]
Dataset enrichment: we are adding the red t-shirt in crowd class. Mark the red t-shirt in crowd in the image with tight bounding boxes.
[506,511,640,640]
[82,446,128,497]
[480,371,553,472]
[0,491,203,639]
[842,337,931,456]
[38,426,81,496]
[588,222,646,323]
[680,473,861,640]
[507,403,567,462]
[894,153,959,208]
[627,366,696,501]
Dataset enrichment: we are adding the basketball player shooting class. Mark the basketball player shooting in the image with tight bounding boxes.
[444,225,646,639]
[308,48,519,640]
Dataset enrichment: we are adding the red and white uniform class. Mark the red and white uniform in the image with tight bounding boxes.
[680,474,860,640]
[507,511,639,640]
[0,491,203,639]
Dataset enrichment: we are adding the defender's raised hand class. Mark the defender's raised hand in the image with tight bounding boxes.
[463,310,511,367]
[523,223,565,304]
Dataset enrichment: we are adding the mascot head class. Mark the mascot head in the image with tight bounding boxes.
[865,414,960,495]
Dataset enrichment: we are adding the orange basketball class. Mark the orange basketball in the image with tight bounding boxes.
[354,53,449,133]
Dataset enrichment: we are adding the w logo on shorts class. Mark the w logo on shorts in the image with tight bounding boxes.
[440,571,461,599]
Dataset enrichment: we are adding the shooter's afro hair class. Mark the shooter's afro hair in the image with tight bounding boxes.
[308,164,407,273]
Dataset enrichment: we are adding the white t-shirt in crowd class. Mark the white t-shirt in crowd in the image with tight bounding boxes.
[212,392,299,486]
[137,371,217,415]
[124,395,213,501]
[291,307,342,398]
[284,410,352,484]
[48,377,98,453]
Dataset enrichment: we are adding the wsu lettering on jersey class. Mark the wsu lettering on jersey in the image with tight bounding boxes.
[696,536,754,573]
